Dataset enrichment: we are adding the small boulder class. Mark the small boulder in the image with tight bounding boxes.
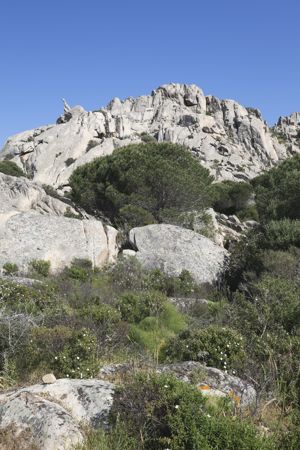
[42,373,56,384]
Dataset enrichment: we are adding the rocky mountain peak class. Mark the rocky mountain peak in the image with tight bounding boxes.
[0,83,299,189]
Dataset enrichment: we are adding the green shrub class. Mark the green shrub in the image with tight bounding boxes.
[0,160,26,177]
[65,259,93,281]
[30,259,51,277]
[23,326,98,378]
[65,157,76,167]
[63,207,82,219]
[140,132,157,143]
[212,180,254,216]
[253,154,300,221]
[2,262,18,276]
[117,290,167,323]
[0,280,56,315]
[130,302,186,361]
[70,142,213,226]
[261,219,300,250]
[110,373,275,450]
[78,303,121,326]
[164,325,246,372]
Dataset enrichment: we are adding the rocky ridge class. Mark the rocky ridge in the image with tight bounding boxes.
[1,84,299,189]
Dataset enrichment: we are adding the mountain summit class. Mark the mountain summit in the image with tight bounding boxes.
[1,83,299,190]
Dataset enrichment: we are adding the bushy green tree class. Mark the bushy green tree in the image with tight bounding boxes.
[253,155,300,221]
[69,143,213,225]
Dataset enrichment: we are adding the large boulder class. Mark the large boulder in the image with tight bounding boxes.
[128,224,228,284]
[0,379,115,450]
[0,173,118,273]
[1,83,298,188]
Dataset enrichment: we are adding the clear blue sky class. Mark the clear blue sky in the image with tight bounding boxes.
[1,0,300,147]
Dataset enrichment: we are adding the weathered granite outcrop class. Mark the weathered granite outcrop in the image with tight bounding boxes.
[0,379,115,450]
[128,224,229,284]
[0,173,118,273]
[273,112,300,154]
[1,84,298,188]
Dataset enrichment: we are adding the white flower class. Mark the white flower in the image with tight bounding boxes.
[164,385,169,388]
[76,356,80,360]
[54,356,58,360]
[206,413,211,418]
[174,405,179,409]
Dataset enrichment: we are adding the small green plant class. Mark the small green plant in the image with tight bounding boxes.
[2,262,18,276]
[0,160,26,177]
[65,157,76,167]
[140,132,157,143]
[63,207,82,219]
[30,259,51,277]
[65,258,93,281]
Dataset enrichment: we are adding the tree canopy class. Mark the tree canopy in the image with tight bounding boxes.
[69,142,214,226]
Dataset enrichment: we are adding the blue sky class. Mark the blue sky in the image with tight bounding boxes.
[1,0,299,147]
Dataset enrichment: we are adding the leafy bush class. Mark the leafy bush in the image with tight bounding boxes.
[117,290,167,323]
[23,326,98,378]
[0,160,26,177]
[69,142,213,225]
[110,373,275,450]
[164,325,246,372]
[2,262,18,276]
[77,303,121,327]
[140,132,157,143]
[212,180,254,216]
[0,280,56,315]
[261,219,300,250]
[65,157,76,167]
[30,259,51,277]
[64,258,93,281]
[253,154,300,221]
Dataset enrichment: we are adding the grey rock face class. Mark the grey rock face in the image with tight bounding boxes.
[128,224,228,284]
[273,112,300,154]
[0,173,118,273]
[0,379,115,450]
[1,83,298,188]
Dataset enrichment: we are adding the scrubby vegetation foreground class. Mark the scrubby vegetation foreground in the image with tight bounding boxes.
[0,148,300,449]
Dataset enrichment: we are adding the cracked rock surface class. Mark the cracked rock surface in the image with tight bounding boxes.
[0,379,115,450]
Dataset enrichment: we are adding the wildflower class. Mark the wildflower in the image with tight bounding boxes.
[76,356,80,360]
[206,414,211,418]
[164,385,169,388]
[54,356,58,360]
[174,405,179,409]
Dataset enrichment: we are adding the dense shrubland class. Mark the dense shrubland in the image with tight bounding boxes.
[1,148,300,448]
